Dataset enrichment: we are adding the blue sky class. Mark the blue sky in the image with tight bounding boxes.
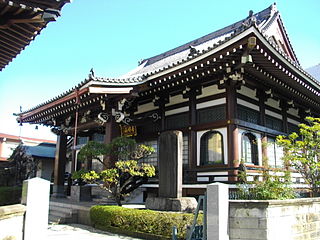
[0,0,319,140]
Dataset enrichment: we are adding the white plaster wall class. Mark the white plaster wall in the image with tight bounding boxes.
[265,98,281,110]
[238,129,262,165]
[165,106,189,116]
[196,98,226,110]
[237,86,258,100]
[165,94,188,107]
[287,107,299,117]
[196,127,228,165]
[237,99,259,111]
[287,118,300,125]
[2,141,19,158]
[197,84,225,99]
[265,109,282,120]
[135,102,158,115]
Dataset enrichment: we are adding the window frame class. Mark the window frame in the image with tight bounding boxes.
[241,132,259,165]
[200,130,224,166]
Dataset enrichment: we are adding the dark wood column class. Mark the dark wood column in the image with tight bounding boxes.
[103,116,120,169]
[52,131,67,197]
[154,94,169,131]
[280,100,289,134]
[257,90,268,166]
[188,87,197,182]
[226,79,239,182]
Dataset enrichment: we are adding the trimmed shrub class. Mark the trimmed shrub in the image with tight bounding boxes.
[90,205,202,239]
[0,186,22,206]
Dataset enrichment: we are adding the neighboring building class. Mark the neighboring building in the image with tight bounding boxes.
[0,133,56,181]
[306,64,320,82]
[0,0,69,70]
[17,4,320,197]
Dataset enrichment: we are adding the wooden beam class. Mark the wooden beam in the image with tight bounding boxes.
[20,87,89,120]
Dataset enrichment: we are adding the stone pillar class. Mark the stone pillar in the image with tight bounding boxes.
[158,130,183,198]
[52,132,67,197]
[207,183,229,240]
[21,177,50,240]
[145,130,197,212]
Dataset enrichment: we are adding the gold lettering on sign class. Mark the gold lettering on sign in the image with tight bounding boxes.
[120,125,137,137]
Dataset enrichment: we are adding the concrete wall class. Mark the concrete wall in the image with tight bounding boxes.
[0,204,26,240]
[229,198,320,240]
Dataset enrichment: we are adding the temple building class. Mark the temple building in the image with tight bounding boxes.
[16,4,320,197]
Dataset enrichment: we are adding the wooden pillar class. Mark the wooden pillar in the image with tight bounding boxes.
[258,90,268,166]
[280,100,289,133]
[257,89,267,126]
[52,131,67,197]
[226,80,239,182]
[103,116,120,169]
[188,88,197,182]
[261,135,268,167]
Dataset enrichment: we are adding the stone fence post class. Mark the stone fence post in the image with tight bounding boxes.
[207,182,229,240]
[21,177,50,240]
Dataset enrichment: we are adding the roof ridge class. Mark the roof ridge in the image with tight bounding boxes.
[140,4,274,67]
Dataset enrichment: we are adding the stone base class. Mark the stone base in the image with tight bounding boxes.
[145,197,197,213]
[51,185,66,198]
[70,185,92,202]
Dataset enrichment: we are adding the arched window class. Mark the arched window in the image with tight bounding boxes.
[200,131,224,165]
[241,132,258,165]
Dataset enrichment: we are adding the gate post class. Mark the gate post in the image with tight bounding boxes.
[207,183,229,240]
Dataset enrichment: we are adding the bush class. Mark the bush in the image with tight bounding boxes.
[0,186,22,206]
[237,170,295,200]
[90,205,202,239]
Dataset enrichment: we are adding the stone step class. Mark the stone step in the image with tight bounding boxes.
[48,215,65,224]
[49,209,73,218]
[50,205,71,213]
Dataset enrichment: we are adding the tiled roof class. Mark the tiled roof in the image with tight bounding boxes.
[0,0,70,71]
[306,64,320,82]
[120,3,288,78]
[19,3,308,116]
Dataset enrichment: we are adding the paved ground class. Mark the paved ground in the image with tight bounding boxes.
[47,224,142,240]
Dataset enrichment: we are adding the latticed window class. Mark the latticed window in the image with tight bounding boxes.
[266,115,283,132]
[137,139,158,167]
[77,136,89,145]
[166,112,189,129]
[92,133,105,142]
[237,105,260,124]
[197,105,226,124]
[288,122,299,134]
[241,132,258,165]
[200,131,224,165]
[183,135,189,166]
[267,137,284,168]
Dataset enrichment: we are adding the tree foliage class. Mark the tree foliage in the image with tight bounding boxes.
[277,117,320,197]
[237,167,295,200]
[73,137,156,205]
[8,144,38,185]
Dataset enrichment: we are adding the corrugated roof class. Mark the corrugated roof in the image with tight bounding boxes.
[25,143,55,158]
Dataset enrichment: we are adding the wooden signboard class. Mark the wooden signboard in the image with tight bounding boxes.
[120,125,137,137]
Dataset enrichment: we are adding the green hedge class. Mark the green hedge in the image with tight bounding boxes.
[90,205,203,239]
[0,186,22,206]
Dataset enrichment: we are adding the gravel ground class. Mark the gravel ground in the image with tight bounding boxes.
[47,224,142,240]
